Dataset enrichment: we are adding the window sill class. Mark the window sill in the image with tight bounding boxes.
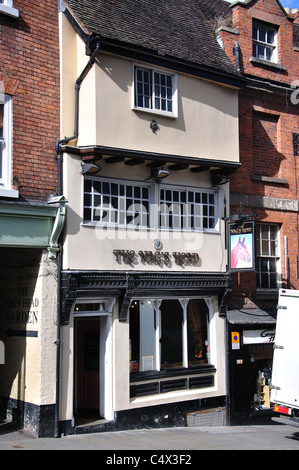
[251,174,287,185]
[130,364,216,382]
[130,365,216,398]
[0,4,19,18]
[249,57,286,72]
[0,187,19,198]
[133,107,178,119]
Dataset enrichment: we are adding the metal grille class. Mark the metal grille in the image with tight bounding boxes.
[186,408,226,427]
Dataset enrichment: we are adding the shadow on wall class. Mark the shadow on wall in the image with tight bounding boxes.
[0,248,41,430]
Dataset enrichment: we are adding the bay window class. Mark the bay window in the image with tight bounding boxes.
[83,176,219,233]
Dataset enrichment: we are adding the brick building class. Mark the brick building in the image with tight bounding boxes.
[217,0,299,424]
[0,1,64,436]
[1,0,298,436]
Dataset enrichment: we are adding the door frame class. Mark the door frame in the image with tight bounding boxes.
[73,298,115,421]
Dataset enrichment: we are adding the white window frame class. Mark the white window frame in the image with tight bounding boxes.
[83,176,153,228]
[129,297,213,373]
[256,223,281,290]
[252,21,277,63]
[0,94,17,196]
[0,0,19,18]
[159,184,219,232]
[133,64,178,118]
[83,176,220,233]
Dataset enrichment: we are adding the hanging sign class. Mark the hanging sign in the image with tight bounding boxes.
[228,220,255,272]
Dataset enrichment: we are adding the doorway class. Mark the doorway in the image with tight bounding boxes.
[75,318,100,421]
[74,311,113,425]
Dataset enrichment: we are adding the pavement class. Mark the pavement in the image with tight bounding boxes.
[1,421,299,451]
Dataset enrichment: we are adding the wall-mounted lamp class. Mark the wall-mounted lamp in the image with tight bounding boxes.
[150,119,159,133]
[81,162,102,175]
[150,168,170,183]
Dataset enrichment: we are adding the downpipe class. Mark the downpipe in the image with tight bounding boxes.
[54,38,101,438]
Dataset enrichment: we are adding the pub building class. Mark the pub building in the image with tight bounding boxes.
[57,0,243,434]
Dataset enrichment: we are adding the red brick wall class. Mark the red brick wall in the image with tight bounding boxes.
[0,0,59,201]
[219,0,299,83]
[220,0,299,307]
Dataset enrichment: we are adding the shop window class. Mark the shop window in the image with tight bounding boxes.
[256,223,280,289]
[129,298,209,374]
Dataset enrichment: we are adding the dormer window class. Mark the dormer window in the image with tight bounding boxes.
[252,21,277,63]
[0,0,19,17]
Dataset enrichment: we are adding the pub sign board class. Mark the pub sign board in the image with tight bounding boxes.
[228,220,255,272]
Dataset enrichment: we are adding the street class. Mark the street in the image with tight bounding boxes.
[0,422,299,451]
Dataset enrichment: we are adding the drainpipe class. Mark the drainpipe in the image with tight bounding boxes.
[56,37,101,190]
[54,37,101,438]
[234,41,241,72]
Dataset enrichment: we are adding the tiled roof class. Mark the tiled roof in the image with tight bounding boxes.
[64,0,239,78]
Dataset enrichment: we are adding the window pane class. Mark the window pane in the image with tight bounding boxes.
[266,46,272,61]
[270,273,277,288]
[262,240,269,255]
[129,300,156,372]
[261,273,269,288]
[258,44,265,59]
[267,29,274,44]
[84,178,92,193]
[259,28,266,42]
[160,300,183,369]
[187,299,209,366]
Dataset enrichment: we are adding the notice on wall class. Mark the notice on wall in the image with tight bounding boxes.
[141,355,154,371]
[3,287,39,338]
[231,331,240,350]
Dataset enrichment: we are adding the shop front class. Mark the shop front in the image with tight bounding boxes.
[227,308,276,425]
[60,269,231,434]
[0,199,66,437]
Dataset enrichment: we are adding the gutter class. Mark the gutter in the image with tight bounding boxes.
[54,34,101,437]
